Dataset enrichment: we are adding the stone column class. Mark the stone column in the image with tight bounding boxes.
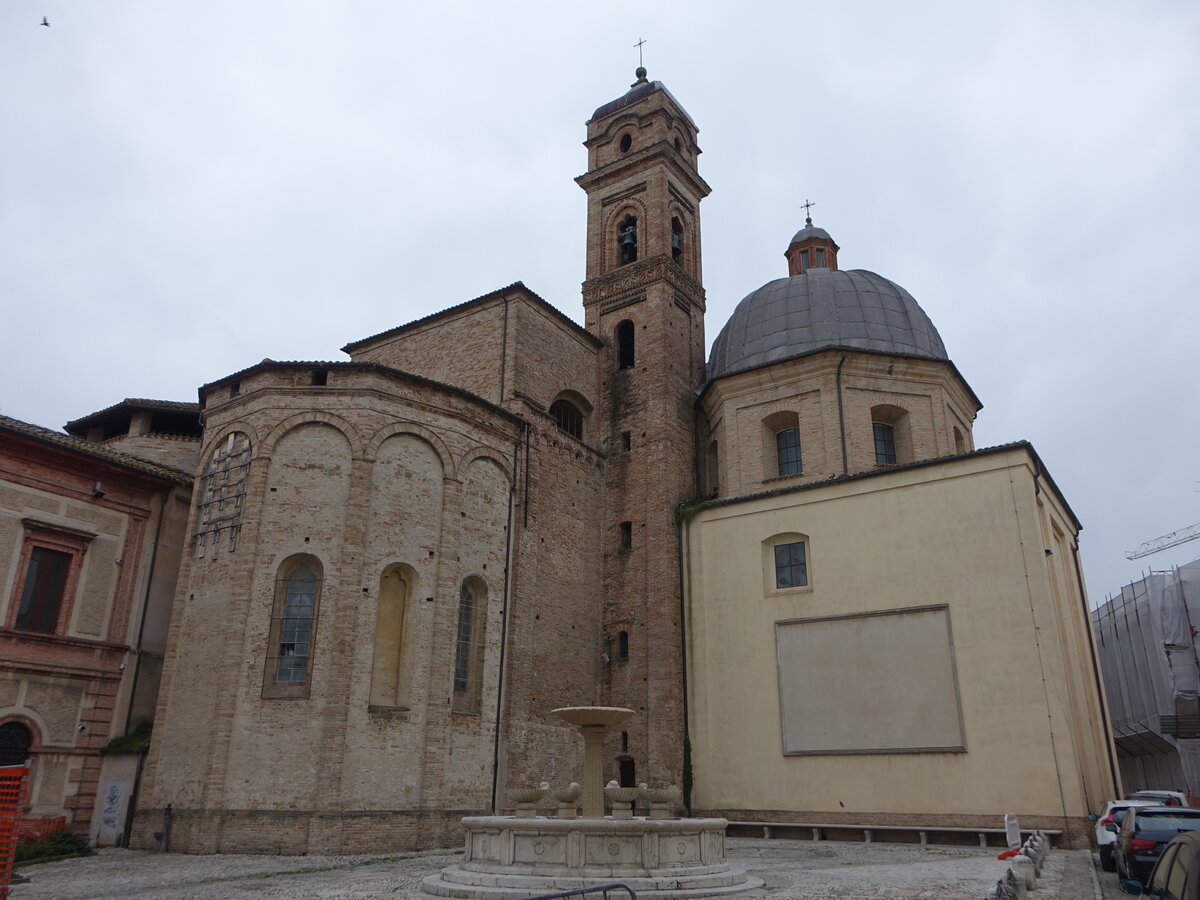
[580,724,607,818]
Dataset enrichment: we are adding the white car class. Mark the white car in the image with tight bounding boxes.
[1126,789,1191,808]
[1096,798,1158,871]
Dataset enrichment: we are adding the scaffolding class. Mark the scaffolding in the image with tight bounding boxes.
[1091,559,1200,799]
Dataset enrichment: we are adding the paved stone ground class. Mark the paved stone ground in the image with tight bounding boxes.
[9,838,1114,899]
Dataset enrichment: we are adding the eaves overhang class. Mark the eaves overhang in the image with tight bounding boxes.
[687,440,1081,533]
[696,344,984,413]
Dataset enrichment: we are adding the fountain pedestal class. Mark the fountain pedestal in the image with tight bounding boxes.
[551,706,633,818]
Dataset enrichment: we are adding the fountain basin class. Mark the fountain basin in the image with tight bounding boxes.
[422,815,762,899]
[551,706,635,729]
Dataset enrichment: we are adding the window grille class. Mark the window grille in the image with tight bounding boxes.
[195,433,251,558]
[550,400,583,440]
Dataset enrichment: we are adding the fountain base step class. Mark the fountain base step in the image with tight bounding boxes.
[422,868,764,899]
[421,816,761,899]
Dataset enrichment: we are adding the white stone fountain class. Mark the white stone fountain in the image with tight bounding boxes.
[421,706,761,899]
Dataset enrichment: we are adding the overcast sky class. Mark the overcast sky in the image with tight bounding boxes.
[2,1,1197,601]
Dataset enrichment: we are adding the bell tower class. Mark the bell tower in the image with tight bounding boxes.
[576,68,711,791]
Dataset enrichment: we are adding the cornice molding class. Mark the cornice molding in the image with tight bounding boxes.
[582,256,706,313]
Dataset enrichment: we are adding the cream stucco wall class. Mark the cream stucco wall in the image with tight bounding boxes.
[683,445,1117,836]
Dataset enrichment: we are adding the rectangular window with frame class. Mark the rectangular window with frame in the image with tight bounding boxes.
[16,547,71,633]
[775,428,802,476]
[873,422,897,465]
[774,542,808,589]
[7,520,93,636]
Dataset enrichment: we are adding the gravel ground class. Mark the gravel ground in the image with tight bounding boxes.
[9,838,1110,899]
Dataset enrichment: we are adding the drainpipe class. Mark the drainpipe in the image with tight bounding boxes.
[490,438,521,813]
[835,353,849,475]
[676,516,692,814]
[125,487,172,730]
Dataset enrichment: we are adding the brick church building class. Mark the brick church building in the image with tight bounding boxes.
[117,70,1117,851]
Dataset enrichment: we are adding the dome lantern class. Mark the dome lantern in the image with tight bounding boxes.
[785,215,840,276]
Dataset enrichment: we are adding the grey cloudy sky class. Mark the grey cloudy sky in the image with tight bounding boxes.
[2,1,1197,601]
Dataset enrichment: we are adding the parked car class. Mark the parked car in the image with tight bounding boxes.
[1112,806,1200,883]
[1128,790,1192,808]
[1099,800,1160,871]
[1121,830,1200,897]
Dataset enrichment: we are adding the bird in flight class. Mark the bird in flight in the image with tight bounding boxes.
[41,17,50,26]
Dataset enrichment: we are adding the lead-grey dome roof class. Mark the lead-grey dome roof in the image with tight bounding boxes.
[789,224,834,245]
[707,268,948,381]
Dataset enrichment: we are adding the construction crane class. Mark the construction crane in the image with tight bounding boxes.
[1126,521,1200,560]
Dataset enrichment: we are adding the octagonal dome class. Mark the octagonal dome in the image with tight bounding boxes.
[707,268,948,382]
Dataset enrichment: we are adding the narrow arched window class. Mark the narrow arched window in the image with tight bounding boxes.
[617,630,629,660]
[550,399,583,439]
[763,411,801,479]
[707,440,720,497]
[616,320,635,369]
[953,426,966,455]
[776,428,802,476]
[870,404,911,466]
[452,577,487,714]
[263,555,322,698]
[617,215,638,265]
[370,564,414,710]
[873,423,897,465]
[671,216,684,263]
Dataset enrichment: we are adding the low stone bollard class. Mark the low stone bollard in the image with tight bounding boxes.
[989,868,1026,900]
[1013,852,1037,890]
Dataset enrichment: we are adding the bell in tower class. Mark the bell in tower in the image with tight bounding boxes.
[618,216,638,265]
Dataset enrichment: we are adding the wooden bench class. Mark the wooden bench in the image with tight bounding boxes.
[726,821,1063,848]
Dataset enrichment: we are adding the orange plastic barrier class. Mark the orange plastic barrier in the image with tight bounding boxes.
[0,765,30,899]
[17,816,65,842]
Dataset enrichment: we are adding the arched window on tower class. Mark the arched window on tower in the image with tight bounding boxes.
[452,577,488,714]
[616,320,635,369]
[617,215,638,265]
[671,216,684,263]
[619,521,633,550]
